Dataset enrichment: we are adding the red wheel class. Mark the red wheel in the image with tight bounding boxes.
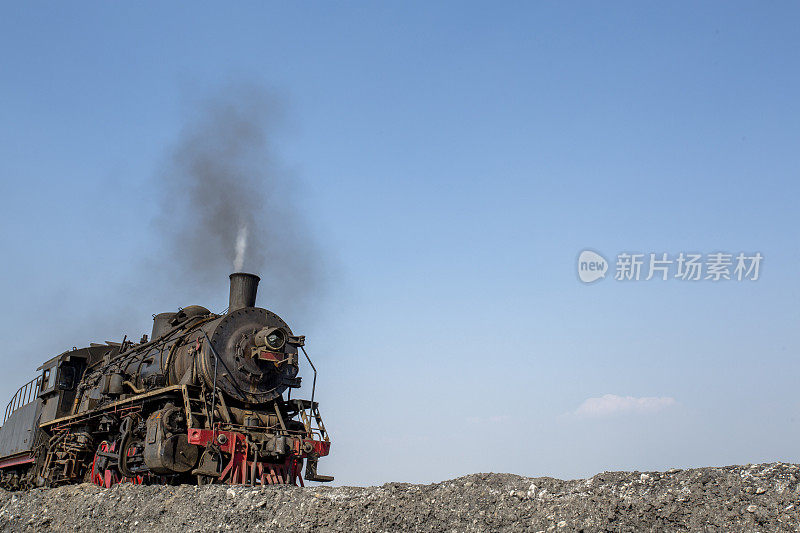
[90,441,120,488]
[122,445,144,484]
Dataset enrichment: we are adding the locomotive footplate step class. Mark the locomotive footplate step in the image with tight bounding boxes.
[304,453,334,482]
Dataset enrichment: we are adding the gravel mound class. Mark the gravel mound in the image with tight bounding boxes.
[0,463,798,531]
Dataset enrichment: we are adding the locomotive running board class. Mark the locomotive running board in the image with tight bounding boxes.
[39,385,188,429]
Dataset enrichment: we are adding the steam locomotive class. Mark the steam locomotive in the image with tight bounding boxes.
[0,273,332,489]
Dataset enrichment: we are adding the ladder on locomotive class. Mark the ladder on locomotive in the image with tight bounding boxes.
[296,400,330,443]
[182,385,210,429]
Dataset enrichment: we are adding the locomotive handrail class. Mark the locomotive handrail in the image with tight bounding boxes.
[89,314,217,376]
[3,376,42,423]
[299,346,317,414]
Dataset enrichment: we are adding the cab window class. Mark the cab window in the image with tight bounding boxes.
[41,367,56,393]
[57,365,76,390]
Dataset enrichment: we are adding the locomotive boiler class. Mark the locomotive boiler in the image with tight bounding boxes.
[0,273,332,488]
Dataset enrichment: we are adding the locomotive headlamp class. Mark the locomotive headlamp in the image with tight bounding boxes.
[255,327,286,350]
[267,332,282,348]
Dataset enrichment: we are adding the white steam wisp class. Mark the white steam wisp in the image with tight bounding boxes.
[234,224,248,271]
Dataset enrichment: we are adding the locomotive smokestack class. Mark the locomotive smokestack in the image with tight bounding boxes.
[228,272,260,312]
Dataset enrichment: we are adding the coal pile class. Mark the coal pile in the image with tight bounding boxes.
[0,463,798,532]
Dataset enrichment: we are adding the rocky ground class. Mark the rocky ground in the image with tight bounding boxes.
[0,463,798,532]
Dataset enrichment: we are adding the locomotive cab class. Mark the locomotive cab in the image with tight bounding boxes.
[37,350,89,425]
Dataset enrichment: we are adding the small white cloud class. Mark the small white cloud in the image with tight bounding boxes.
[574,394,676,417]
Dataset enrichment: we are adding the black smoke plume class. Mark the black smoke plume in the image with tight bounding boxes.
[155,85,321,316]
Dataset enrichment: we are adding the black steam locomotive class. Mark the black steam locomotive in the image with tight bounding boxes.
[0,273,332,489]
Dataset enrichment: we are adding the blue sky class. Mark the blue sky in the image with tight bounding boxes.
[0,3,798,485]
